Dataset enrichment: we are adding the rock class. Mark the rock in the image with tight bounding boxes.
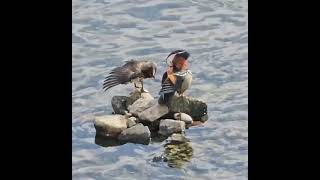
[168,96,207,120]
[94,115,128,137]
[129,89,144,102]
[174,113,193,124]
[168,133,189,143]
[158,119,185,136]
[95,134,122,147]
[191,121,204,126]
[118,123,151,144]
[128,98,156,117]
[127,117,137,128]
[140,92,154,99]
[129,116,138,122]
[111,96,135,115]
[138,103,169,122]
[199,114,208,122]
[152,155,167,162]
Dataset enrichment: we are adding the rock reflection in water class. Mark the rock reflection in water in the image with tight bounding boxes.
[152,133,193,168]
[163,136,193,168]
[95,132,194,169]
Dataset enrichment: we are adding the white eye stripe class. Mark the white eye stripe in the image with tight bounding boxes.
[166,51,186,60]
[166,54,175,65]
[165,51,187,65]
[176,50,186,54]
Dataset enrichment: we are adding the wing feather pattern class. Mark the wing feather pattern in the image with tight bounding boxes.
[103,63,137,91]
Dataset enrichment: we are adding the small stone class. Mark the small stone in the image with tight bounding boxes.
[174,113,193,124]
[118,123,151,145]
[158,119,185,136]
[139,104,169,122]
[94,115,128,137]
[128,116,137,122]
[127,117,137,128]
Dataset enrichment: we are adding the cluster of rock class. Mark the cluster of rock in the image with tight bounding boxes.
[94,89,208,146]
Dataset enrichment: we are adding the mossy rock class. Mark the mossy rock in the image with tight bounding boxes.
[168,95,207,120]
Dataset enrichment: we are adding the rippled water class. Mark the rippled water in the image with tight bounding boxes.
[72,0,248,179]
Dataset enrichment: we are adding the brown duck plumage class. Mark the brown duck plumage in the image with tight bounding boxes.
[103,60,157,92]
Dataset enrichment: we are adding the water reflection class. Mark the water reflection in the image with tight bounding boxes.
[95,130,194,168]
[163,140,193,168]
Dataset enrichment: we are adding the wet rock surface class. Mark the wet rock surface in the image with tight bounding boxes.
[138,103,169,122]
[94,115,128,137]
[128,98,156,117]
[111,96,135,115]
[118,123,151,145]
[158,119,186,136]
[168,96,207,120]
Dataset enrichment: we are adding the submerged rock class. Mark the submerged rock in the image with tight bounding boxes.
[152,155,168,162]
[174,112,193,125]
[118,123,151,145]
[94,115,128,137]
[168,96,207,120]
[111,96,135,115]
[158,119,185,136]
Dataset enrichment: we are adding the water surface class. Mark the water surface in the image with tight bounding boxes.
[72,0,248,179]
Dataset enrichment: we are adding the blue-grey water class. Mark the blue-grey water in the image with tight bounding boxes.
[72,0,248,179]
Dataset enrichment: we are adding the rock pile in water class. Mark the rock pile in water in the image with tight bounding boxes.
[94,89,208,145]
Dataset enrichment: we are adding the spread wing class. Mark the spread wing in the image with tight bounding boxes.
[103,64,137,91]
